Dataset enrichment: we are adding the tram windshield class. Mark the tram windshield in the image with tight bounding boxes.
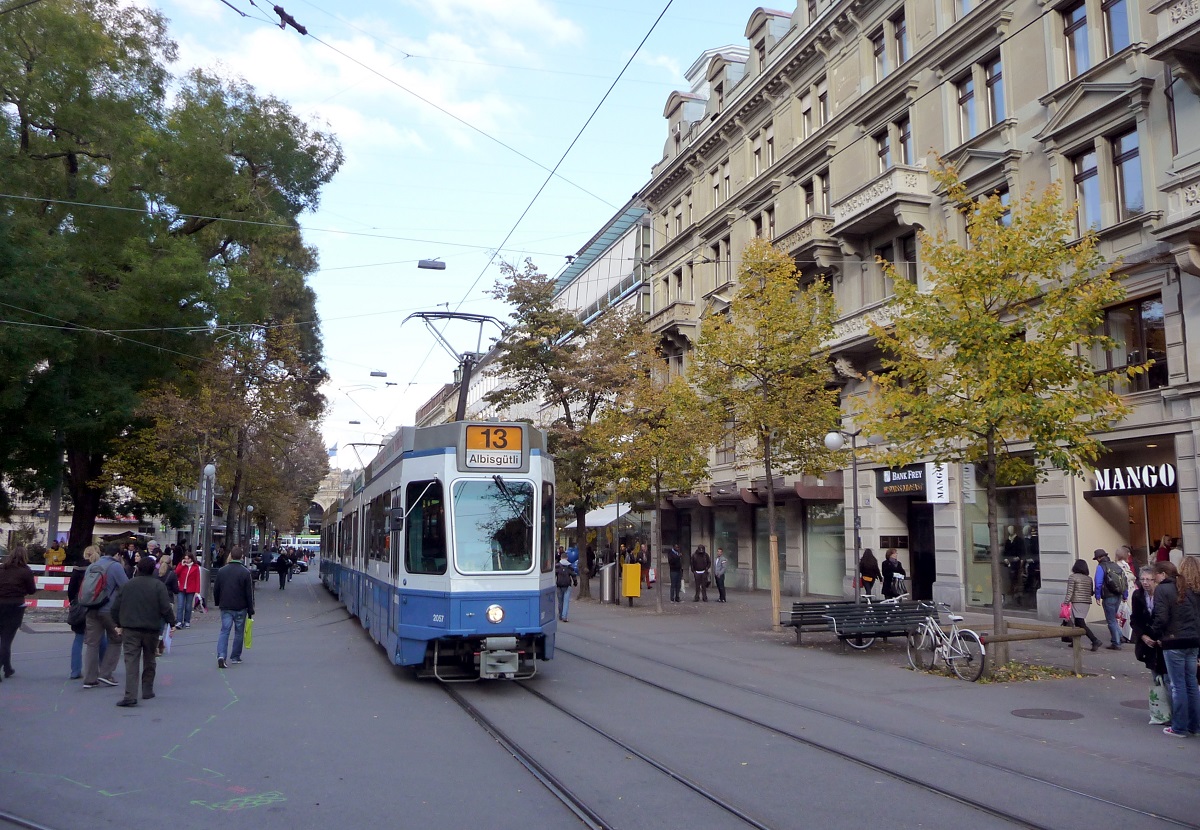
[451,479,535,573]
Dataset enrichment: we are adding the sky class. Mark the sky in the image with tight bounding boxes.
[138,0,770,468]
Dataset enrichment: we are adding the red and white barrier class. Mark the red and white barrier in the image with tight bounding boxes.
[28,564,70,608]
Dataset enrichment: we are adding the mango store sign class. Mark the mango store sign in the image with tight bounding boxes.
[1092,463,1177,495]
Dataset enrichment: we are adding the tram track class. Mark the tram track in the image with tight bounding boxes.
[554,638,1199,830]
[442,682,775,830]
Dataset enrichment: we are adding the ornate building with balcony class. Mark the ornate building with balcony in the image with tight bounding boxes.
[640,0,1200,618]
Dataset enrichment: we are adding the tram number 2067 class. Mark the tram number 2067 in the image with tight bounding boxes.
[431,614,445,624]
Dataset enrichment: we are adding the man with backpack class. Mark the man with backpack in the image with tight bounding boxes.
[1093,548,1128,651]
[554,550,575,622]
[81,543,129,689]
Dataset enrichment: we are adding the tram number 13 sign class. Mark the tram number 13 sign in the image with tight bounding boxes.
[464,425,524,469]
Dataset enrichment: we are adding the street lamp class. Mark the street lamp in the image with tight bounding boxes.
[824,430,883,602]
[245,504,254,548]
[202,462,216,571]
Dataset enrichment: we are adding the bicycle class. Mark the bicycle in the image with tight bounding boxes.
[906,602,986,681]
[839,591,915,651]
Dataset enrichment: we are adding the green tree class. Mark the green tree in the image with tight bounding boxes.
[690,238,841,629]
[487,261,649,599]
[0,2,339,554]
[857,168,1135,663]
[597,371,720,612]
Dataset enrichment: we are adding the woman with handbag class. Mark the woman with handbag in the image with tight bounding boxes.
[881,549,906,598]
[859,549,881,596]
[1132,565,1171,724]
[174,553,201,629]
[1065,558,1102,652]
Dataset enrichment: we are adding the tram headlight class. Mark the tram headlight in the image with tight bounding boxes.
[485,604,505,624]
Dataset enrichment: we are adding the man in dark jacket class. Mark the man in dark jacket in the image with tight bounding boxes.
[275,549,292,590]
[214,546,255,669]
[666,545,683,603]
[691,545,711,602]
[110,556,174,707]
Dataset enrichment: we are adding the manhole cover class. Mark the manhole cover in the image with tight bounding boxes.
[1011,708,1083,720]
[1121,700,1148,709]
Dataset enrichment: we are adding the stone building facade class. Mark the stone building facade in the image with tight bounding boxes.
[639,0,1200,619]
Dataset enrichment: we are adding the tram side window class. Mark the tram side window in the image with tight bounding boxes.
[340,514,353,564]
[368,494,388,562]
[541,482,554,573]
[406,480,446,575]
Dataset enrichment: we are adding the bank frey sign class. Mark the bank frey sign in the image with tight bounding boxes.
[878,463,950,502]
[1091,463,1177,496]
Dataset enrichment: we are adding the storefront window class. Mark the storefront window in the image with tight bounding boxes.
[754,506,786,590]
[806,502,844,596]
[964,482,1038,609]
[714,510,739,569]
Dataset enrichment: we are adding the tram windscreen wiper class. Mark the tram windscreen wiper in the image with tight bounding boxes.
[493,475,533,527]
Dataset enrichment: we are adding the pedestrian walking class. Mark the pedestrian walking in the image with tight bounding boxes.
[1144,561,1200,737]
[214,546,255,669]
[174,552,201,628]
[713,548,729,603]
[0,546,37,681]
[555,551,575,622]
[667,544,683,603]
[68,545,107,679]
[276,549,291,590]
[1065,558,1102,651]
[82,543,129,689]
[859,548,881,596]
[1093,549,1128,650]
[109,556,175,706]
[691,545,710,602]
[882,549,906,598]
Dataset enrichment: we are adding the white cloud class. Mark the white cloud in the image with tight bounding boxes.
[637,52,684,83]
[412,0,584,47]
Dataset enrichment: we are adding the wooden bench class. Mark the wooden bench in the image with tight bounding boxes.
[779,600,861,644]
[823,600,938,651]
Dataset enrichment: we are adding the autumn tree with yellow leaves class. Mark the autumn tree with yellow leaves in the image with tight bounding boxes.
[597,370,722,613]
[690,238,841,629]
[858,169,1141,660]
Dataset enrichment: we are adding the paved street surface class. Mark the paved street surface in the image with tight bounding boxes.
[1,572,1197,830]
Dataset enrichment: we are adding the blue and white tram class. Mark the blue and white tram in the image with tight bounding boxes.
[319,421,557,680]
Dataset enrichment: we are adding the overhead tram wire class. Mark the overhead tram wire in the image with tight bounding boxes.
[0,0,50,14]
[257,16,618,211]
[380,0,677,429]
[292,0,680,89]
[0,193,563,259]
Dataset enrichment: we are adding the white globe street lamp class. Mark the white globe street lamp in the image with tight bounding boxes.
[825,430,883,602]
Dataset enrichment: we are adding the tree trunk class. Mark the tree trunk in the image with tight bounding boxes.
[764,431,781,632]
[653,476,664,614]
[64,445,104,556]
[574,503,590,600]
[985,432,1008,667]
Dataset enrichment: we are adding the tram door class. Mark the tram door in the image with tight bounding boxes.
[389,489,402,582]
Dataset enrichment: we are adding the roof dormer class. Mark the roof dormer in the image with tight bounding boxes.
[744,8,794,75]
[662,90,707,161]
[706,51,748,119]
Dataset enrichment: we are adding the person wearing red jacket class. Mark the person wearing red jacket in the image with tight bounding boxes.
[174,552,202,629]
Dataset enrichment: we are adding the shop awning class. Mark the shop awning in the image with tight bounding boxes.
[563,503,631,529]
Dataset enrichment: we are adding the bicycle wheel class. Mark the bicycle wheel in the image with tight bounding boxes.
[949,629,985,682]
[844,633,876,650]
[906,627,936,671]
